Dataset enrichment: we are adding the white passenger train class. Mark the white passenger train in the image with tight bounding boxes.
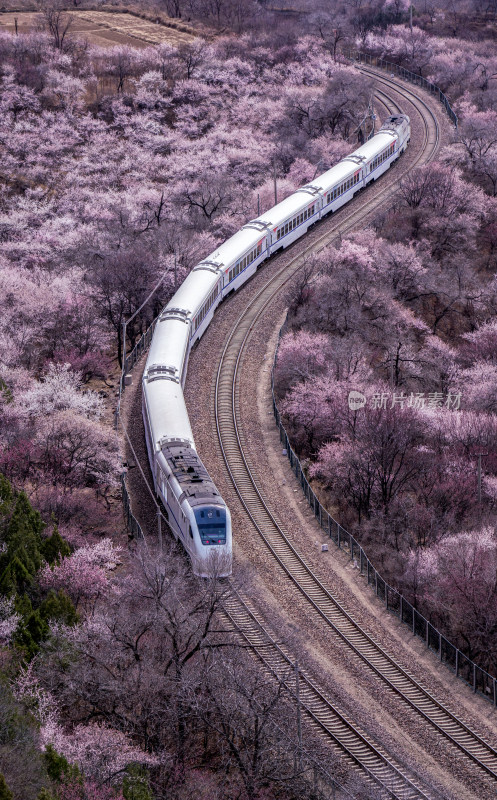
[142,114,410,577]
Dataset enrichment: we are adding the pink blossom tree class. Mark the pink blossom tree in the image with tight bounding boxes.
[38,539,122,608]
[411,528,497,669]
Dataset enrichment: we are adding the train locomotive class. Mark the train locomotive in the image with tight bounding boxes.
[142,114,410,578]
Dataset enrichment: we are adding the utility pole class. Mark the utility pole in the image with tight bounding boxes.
[257,193,260,217]
[273,158,278,205]
[157,506,163,551]
[174,246,178,290]
[410,2,413,31]
[121,318,127,373]
[295,660,303,774]
[476,452,488,511]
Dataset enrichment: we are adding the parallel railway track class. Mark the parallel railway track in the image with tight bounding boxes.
[212,73,497,796]
[222,591,436,800]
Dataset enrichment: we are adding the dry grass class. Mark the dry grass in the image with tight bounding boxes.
[71,9,196,46]
[0,8,197,48]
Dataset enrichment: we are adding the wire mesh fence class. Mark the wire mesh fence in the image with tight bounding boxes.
[121,471,144,540]
[272,338,497,705]
[116,319,160,539]
[342,50,458,128]
[115,319,158,426]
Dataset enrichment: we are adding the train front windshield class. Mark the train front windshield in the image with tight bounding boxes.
[194,506,227,545]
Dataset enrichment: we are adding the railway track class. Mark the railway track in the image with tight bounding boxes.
[222,590,436,800]
[212,75,497,795]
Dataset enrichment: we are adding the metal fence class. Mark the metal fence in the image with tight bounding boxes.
[117,319,159,538]
[121,472,144,540]
[343,50,458,128]
[271,339,497,705]
[122,319,157,378]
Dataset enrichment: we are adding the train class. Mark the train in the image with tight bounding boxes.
[142,114,411,577]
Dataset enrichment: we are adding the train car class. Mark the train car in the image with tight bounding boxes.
[142,114,410,577]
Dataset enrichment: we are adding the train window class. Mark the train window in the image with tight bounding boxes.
[285,223,289,234]
[258,242,262,254]
[195,506,227,546]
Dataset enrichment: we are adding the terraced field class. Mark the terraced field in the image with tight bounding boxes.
[0,9,196,47]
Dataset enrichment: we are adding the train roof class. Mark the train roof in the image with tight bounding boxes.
[254,188,321,231]
[349,130,398,162]
[210,226,266,269]
[144,380,195,450]
[161,442,224,507]
[307,131,397,194]
[145,313,191,380]
[165,267,220,317]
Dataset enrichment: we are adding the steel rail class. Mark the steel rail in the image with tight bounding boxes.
[222,589,437,800]
[213,77,497,792]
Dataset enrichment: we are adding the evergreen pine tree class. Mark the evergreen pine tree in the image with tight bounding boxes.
[122,765,154,800]
[43,744,80,783]
[41,525,71,565]
[0,773,13,800]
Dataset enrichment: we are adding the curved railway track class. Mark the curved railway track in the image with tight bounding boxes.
[222,591,436,800]
[212,74,497,796]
